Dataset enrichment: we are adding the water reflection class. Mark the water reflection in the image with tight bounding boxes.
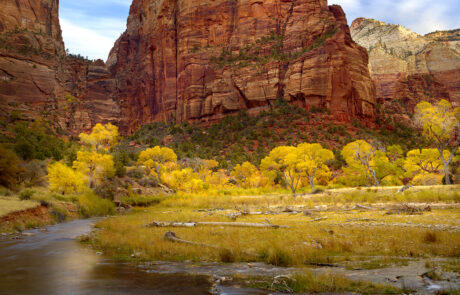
[0,219,212,295]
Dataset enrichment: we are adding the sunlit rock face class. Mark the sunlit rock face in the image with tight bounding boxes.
[0,0,120,134]
[108,0,376,133]
[351,18,460,123]
[1,0,376,134]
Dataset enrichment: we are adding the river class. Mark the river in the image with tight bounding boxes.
[0,219,266,295]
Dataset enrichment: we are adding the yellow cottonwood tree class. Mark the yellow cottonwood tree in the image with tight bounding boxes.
[73,151,115,188]
[415,100,460,184]
[48,162,86,194]
[296,143,334,191]
[342,140,380,186]
[79,123,119,151]
[231,161,264,188]
[261,146,301,196]
[404,148,448,175]
[137,146,177,182]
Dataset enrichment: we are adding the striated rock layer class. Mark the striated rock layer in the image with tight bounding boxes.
[351,18,460,122]
[0,0,120,133]
[109,0,376,132]
[1,0,376,134]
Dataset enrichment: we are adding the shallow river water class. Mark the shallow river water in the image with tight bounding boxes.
[0,219,265,295]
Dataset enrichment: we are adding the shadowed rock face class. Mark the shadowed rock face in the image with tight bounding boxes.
[351,18,460,123]
[1,0,376,134]
[108,0,376,133]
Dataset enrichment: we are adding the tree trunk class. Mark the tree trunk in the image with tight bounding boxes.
[443,161,451,185]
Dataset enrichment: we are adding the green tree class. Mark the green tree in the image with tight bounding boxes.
[415,100,460,184]
[0,145,24,189]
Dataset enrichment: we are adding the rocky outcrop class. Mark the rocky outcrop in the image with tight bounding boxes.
[109,0,376,132]
[0,0,119,134]
[351,18,460,122]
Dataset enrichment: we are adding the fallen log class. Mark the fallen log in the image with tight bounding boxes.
[311,217,328,222]
[164,231,219,249]
[353,204,373,210]
[147,221,289,229]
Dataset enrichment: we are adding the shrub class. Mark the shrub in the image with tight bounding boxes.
[78,193,115,218]
[121,195,166,207]
[50,204,70,222]
[126,166,145,179]
[19,189,35,200]
[0,145,24,189]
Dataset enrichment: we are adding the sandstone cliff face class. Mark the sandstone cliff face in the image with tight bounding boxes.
[351,18,460,121]
[1,0,376,135]
[109,0,376,132]
[0,0,120,133]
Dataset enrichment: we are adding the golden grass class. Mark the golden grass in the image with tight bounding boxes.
[90,204,460,266]
[0,197,39,217]
[160,185,460,209]
[238,271,404,294]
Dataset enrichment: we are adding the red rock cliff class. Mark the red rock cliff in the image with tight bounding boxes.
[108,0,376,132]
[0,0,120,133]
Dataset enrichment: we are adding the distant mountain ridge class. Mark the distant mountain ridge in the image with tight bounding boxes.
[351,17,460,123]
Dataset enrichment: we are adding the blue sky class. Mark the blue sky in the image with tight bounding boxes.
[59,0,460,61]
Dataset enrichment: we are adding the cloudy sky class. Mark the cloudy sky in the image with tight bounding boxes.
[60,0,460,61]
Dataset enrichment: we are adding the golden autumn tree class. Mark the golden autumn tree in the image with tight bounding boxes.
[231,161,264,189]
[415,100,460,184]
[341,140,381,186]
[79,123,119,151]
[261,146,301,196]
[137,146,177,182]
[296,143,334,191]
[73,151,115,188]
[48,162,86,194]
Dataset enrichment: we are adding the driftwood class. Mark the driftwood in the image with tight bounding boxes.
[147,221,289,229]
[164,231,254,256]
[345,218,377,222]
[311,217,328,222]
[397,185,413,193]
[385,204,431,215]
[164,231,219,249]
[354,204,373,210]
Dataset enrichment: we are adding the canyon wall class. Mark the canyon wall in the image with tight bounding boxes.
[351,18,460,122]
[1,0,376,134]
[0,0,120,133]
[108,0,376,132]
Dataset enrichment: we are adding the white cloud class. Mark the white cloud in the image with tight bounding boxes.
[60,18,120,60]
[330,0,460,35]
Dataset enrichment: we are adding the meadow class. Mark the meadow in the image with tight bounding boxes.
[86,186,459,291]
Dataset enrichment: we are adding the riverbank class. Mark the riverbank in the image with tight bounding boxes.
[0,188,114,234]
[85,186,460,294]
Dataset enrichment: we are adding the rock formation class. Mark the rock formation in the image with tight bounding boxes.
[0,0,120,133]
[108,0,376,132]
[1,0,376,134]
[351,18,460,122]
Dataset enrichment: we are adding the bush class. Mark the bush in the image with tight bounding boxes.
[121,195,166,207]
[19,189,35,200]
[20,160,48,187]
[50,204,70,222]
[0,145,24,189]
[78,193,115,218]
[126,166,145,179]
